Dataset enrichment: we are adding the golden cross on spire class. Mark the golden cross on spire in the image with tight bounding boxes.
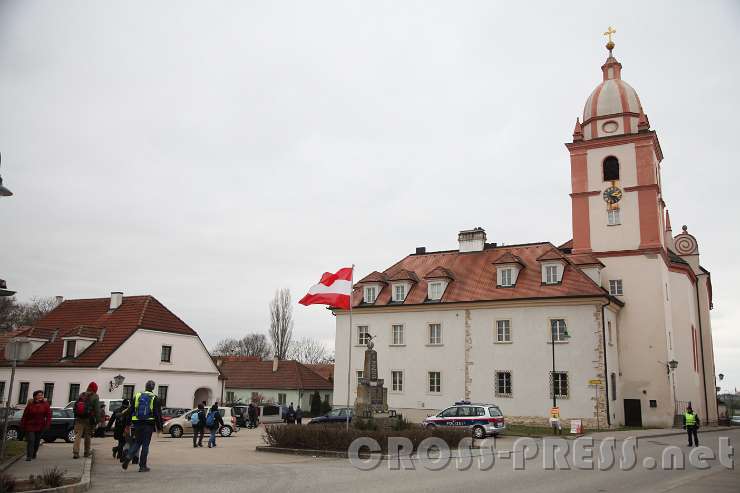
[603,26,616,44]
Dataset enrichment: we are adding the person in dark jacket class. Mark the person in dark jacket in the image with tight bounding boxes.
[247,403,258,429]
[295,406,303,425]
[20,390,52,461]
[207,403,224,448]
[122,380,163,473]
[106,399,132,460]
[287,403,295,424]
[192,403,206,448]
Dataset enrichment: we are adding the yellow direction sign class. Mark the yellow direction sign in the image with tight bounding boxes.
[588,379,602,385]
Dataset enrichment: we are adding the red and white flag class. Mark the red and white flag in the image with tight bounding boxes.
[299,267,353,310]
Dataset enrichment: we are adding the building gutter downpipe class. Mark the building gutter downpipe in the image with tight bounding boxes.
[694,275,710,422]
[601,300,611,427]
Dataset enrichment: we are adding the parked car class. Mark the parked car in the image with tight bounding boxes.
[229,405,249,427]
[162,407,238,438]
[162,407,190,422]
[731,415,740,426]
[308,408,352,425]
[5,408,76,443]
[422,401,505,439]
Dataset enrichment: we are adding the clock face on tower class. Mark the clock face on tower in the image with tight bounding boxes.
[603,186,623,205]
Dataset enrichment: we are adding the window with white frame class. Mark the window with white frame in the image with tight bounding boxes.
[428,323,442,345]
[357,326,370,346]
[550,319,568,342]
[550,372,569,398]
[428,372,441,393]
[609,279,623,296]
[393,284,407,302]
[391,371,403,392]
[607,208,621,225]
[428,281,443,300]
[391,324,404,345]
[356,370,364,381]
[64,340,76,358]
[545,265,559,284]
[500,268,513,287]
[363,286,377,304]
[496,320,511,343]
[495,371,512,397]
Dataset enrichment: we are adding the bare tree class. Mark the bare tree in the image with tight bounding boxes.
[269,288,293,360]
[211,333,272,359]
[0,296,58,330]
[288,337,331,364]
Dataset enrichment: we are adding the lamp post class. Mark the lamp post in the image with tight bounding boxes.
[0,153,13,197]
[668,359,678,417]
[1,338,32,459]
[551,321,570,408]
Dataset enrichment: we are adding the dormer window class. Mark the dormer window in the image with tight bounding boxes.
[62,336,96,359]
[363,286,378,304]
[428,281,445,301]
[541,262,564,285]
[493,253,523,288]
[65,340,76,359]
[500,268,513,287]
[392,283,406,302]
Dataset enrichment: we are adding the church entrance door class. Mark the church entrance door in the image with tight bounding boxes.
[623,399,642,427]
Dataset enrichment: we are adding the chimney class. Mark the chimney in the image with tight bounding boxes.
[415,246,426,255]
[272,356,279,372]
[55,296,64,305]
[109,291,123,311]
[458,227,487,253]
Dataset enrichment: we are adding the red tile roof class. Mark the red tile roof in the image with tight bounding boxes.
[0,295,198,368]
[567,253,605,267]
[492,252,524,266]
[423,266,456,280]
[305,363,334,383]
[350,242,612,308]
[356,271,389,284]
[217,359,333,390]
[536,248,568,262]
[387,269,420,283]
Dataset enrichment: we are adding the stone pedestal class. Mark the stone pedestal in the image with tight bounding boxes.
[354,348,388,417]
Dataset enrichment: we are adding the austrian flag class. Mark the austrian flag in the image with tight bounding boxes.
[299,267,353,310]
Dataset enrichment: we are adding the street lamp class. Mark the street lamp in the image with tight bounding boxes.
[0,153,12,197]
[667,360,678,418]
[1,338,33,458]
[551,322,570,408]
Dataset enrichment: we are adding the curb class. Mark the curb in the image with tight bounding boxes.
[0,453,23,473]
[12,450,94,493]
[631,427,732,442]
[255,446,352,459]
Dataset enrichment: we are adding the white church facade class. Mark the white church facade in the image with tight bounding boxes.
[332,40,717,428]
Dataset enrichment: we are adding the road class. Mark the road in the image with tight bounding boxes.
[89,427,739,492]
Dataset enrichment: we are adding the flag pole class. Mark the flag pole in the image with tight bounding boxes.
[345,264,354,431]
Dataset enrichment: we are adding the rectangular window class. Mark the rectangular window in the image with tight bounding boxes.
[607,321,613,345]
[428,372,441,393]
[607,208,621,226]
[18,382,29,405]
[357,326,370,346]
[545,265,559,284]
[278,393,287,405]
[43,383,54,406]
[429,323,442,345]
[363,286,377,304]
[356,370,364,382]
[428,282,443,300]
[609,280,623,296]
[495,371,512,397]
[391,371,404,392]
[122,385,135,401]
[391,324,404,345]
[68,384,81,403]
[550,319,568,342]
[610,373,617,401]
[0,382,5,404]
[65,340,76,358]
[226,391,235,403]
[161,345,172,363]
[500,268,513,287]
[393,284,406,302]
[496,320,511,343]
[157,385,168,407]
[551,372,569,398]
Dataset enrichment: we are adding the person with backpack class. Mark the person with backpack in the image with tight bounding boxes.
[72,382,101,459]
[20,390,51,461]
[206,403,223,448]
[106,399,132,460]
[191,403,206,448]
[122,380,163,472]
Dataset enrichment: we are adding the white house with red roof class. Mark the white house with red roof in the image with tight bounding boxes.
[332,41,717,428]
[0,292,220,410]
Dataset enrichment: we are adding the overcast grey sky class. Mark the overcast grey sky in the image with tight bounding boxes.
[1,1,738,392]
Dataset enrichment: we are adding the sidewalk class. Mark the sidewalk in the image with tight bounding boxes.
[4,441,89,483]
[589,426,730,441]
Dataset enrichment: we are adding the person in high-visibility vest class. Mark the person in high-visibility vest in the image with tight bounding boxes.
[122,380,163,472]
[683,405,700,447]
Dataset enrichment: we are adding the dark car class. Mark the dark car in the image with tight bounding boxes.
[161,407,190,422]
[6,408,76,443]
[308,408,352,425]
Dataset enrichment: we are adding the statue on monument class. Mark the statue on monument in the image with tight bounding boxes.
[353,333,388,416]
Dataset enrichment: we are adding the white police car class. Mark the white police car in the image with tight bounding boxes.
[422,401,505,439]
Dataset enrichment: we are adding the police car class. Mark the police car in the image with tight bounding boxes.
[422,401,505,439]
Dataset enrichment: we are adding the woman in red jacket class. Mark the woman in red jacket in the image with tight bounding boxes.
[20,390,52,461]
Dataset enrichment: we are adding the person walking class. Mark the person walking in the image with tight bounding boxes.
[105,399,132,460]
[247,403,257,429]
[72,382,101,459]
[287,403,295,424]
[684,405,701,447]
[122,380,163,472]
[295,406,303,425]
[206,403,223,448]
[20,390,51,461]
[191,403,206,448]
